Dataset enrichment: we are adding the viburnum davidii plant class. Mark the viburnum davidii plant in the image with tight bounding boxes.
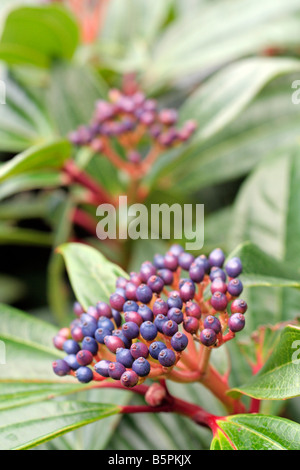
[52,244,300,450]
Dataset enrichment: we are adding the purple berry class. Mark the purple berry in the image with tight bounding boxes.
[209,248,225,268]
[189,262,205,283]
[153,253,165,269]
[121,370,139,388]
[53,359,71,377]
[153,299,168,317]
[179,281,195,302]
[104,335,125,353]
[116,348,134,368]
[211,292,228,312]
[169,244,184,257]
[147,275,164,294]
[125,282,138,300]
[185,301,201,319]
[167,292,183,310]
[158,348,176,367]
[162,319,178,337]
[209,267,227,282]
[157,269,174,285]
[110,292,126,311]
[149,341,166,359]
[108,362,126,380]
[63,340,81,355]
[227,279,243,297]
[95,359,111,377]
[76,350,94,366]
[140,261,156,283]
[123,300,139,312]
[171,332,188,352]
[64,354,80,371]
[231,299,248,314]
[95,327,111,344]
[154,314,168,333]
[178,252,195,270]
[140,321,157,341]
[136,284,153,304]
[73,302,84,317]
[112,309,122,327]
[225,257,243,278]
[200,329,217,347]
[183,316,199,334]
[76,366,93,383]
[98,316,115,332]
[203,315,222,334]
[124,311,143,326]
[82,337,98,355]
[122,321,140,340]
[164,252,179,271]
[228,313,245,332]
[210,278,227,295]
[167,307,183,324]
[137,305,154,322]
[130,342,149,359]
[132,357,151,377]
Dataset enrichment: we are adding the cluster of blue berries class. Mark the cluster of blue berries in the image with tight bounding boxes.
[52,246,247,387]
[68,89,197,159]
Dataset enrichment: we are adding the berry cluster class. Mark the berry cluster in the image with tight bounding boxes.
[53,246,247,387]
[68,89,196,175]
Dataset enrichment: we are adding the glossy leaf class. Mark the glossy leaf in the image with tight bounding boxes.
[0,400,119,450]
[0,140,71,182]
[0,5,80,67]
[210,414,300,450]
[230,325,300,400]
[58,243,128,310]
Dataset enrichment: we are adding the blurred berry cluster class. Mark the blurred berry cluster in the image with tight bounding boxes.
[53,246,247,387]
[68,89,196,170]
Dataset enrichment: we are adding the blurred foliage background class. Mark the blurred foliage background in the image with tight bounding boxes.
[0,0,300,449]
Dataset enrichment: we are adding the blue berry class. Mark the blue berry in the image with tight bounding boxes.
[167,307,183,324]
[140,321,157,341]
[171,332,188,351]
[211,292,228,311]
[209,248,225,268]
[116,348,134,368]
[97,316,114,332]
[121,370,139,388]
[130,342,149,359]
[157,269,174,285]
[154,314,168,333]
[81,317,98,337]
[231,299,247,314]
[203,315,222,334]
[228,313,245,332]
[112,308,122,327]
[110,292,126,311]
[162,320,178,337]
[82,337,98,355]
[179,281,195,302]
[225,257,243,278]
[63,339,81,355]
[209,267,226,282]
[200,329,217,347]
[178,252,195,270]
[153,253,166,269]
[153,299,168,316]
[149,341,167,359]
[53,359,71,376]
[137,304,154,322]
[183,316,199,334]
[108,361,126,380]
[167,292,183,310]
[95,359,111,377]
[158,348,176,367]
[195,255,210,273]
[185,301,201,319]
[64,354,80,371]
[122,321,140,340]
[95,327,111,344]
[227,279,243,297]
[189,262,205,283]
[147,275,164,293]
[76,366,93,383]
[132,357,151,377]
[136,284,153,304]
[76,350,94,366]
[123,300,139,312]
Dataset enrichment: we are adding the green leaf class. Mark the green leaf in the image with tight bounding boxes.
[181,57,300,143]
[229,325,300,400]
[0,140,71,182]
[0,172,63,201]
[210,414,300,450]
[0,69,55,152]
[0,303,65,382]
[58,243,128,310]
[145,0,300,90]
[47,63,108,136]
[0,5,79,67]
[227,242,300,289]
[0,400,119,450]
